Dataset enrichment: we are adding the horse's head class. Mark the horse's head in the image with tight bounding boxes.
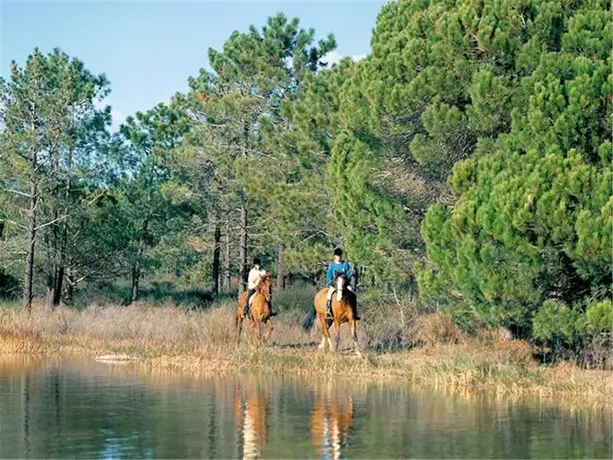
[256,274,272,302]
[334,273,348,301]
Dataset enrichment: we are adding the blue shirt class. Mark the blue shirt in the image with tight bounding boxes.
[326,260,353,285]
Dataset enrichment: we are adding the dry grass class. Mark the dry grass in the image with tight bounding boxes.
[1,301,611,407]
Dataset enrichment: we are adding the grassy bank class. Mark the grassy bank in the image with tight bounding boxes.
[0,300,611,406]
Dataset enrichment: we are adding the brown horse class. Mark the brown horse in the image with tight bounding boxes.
[236,274,273,346]
[302,273,361,356]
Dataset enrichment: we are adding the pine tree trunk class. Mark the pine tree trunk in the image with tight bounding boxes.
[276,244,285,290]
[238,203,247,293]
[52,176,70,308]
[46,148,62,309]
[64,269,74,303]
[22,182,37,310]
[130,220,148,304]
[46,268,54,309]
[238,118,250,294]
[52,266,64,306]
[45,267,64,309]
[131,256,141,303]
[212,222,221,295]
[223,213,231,291]
[46,269,56,309]
[45,226,63,309]
[46,224,67,308]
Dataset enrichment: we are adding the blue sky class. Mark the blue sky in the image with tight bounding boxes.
[2,1,386,127]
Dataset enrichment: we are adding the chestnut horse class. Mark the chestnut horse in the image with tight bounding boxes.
[236,274,273,346]
[302,273,361,356]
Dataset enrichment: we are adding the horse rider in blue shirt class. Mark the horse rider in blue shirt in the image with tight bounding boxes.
[325,247,354,316]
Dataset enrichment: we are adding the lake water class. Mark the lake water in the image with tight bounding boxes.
[0,357,610,459]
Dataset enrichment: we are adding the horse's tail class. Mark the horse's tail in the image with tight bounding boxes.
[302,304,317,332]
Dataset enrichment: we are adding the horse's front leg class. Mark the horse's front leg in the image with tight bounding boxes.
[333,320,341,353]
[247,319,256,346]
[257,320,263,346]
[264,318,273,342]
[318,314,330,351]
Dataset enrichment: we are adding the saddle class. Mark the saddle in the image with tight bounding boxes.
[326,288,359,320]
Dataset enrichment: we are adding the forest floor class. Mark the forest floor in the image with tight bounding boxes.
[0,300,611,409]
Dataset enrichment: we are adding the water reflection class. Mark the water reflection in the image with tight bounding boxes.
[234,377,269,459]
[311,383,354,460]
[0,357,610,459]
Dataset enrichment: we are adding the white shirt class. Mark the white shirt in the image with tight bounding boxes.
[248,268,266,290]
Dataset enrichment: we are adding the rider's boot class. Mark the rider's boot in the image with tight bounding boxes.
[325,297,333,319]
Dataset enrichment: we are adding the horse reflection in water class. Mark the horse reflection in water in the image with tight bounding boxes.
[234,379,269,459]
[311,384,354,460]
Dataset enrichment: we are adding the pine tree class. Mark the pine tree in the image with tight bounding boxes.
[117,102,191,302]
[329,0,610,289]
[0,48,111,308]
[418,1,612,346]
[182,13,335,291]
